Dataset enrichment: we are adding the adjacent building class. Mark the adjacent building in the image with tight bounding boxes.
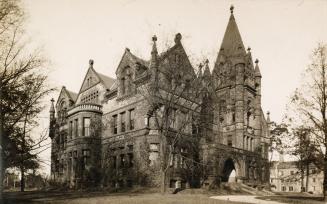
[270,161,323,194]
[49,6,271,189]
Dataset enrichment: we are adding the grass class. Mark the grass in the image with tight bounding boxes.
[2,190,249,204]
[3,189,327,204]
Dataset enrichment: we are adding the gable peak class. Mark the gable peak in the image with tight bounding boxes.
[89,59,94,68]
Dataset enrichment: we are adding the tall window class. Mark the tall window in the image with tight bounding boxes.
[128,153,134,167]
[129,109,135,130]
[112,156,117,169]
[149,143,159,166]
[169,108,176,129]
[83,117,90,136]
[121,77,125,95]
[121,112,126,132]
[250,138,253,151]
[120,154,125,167]
[74,119,78,138]
[112,115,118,134]
[69,121,73,139]
[82,149,90,169]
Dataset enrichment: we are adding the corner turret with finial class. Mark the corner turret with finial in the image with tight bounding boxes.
[151,35,158,56]
[254,59,262,77]
[203,59,211,80]
[266,111,271,124]
[50,98,55,121]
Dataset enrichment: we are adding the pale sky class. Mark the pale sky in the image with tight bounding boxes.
[22,0,327,174]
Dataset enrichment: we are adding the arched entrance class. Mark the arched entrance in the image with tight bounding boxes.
[221,158,236,182]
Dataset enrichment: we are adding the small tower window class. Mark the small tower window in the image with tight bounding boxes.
[227,135,233,147]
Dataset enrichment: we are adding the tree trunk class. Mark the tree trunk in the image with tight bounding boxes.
[20,166,25,192]
[324,155,327,200]
[160,133,167,194]
[301,168,304,192]
[0,77,3,199]
[20,114,27,192]
[305,162,309,193]
[323,154,327,202]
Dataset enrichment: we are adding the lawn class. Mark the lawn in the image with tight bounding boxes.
[2,191,248,204]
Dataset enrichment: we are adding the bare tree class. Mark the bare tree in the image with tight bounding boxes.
[289,43,327,198]
[137,35,208,193]
[0,0,54,193]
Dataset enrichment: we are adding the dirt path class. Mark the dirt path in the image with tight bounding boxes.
[210,195,287,204]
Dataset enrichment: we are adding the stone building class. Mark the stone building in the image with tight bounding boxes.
[270,161,323,194]
[49,6,270,189]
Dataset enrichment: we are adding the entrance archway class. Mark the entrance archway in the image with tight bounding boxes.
[221,158,236,182]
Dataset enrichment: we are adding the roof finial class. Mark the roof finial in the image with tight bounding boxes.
[152,35,157,42]
[174,33,182,44]
[89,59,94,68]
[255,59,259,64]
[230,5,234,14]
[267,111,271,123]
[151,35,158,55]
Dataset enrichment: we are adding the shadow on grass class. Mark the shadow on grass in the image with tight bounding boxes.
[257,193,325,204]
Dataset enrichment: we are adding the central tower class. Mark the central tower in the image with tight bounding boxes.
[212,5,263,152]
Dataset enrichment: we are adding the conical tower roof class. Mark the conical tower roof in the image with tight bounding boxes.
[219,5,246,57]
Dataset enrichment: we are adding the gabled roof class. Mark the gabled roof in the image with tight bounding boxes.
[97,72,115,89]
[66,89,78,101]
[115,48,149,75]
[157,35,196,77]
[56,86,77,106]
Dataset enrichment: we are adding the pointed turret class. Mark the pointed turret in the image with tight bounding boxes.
[50,98,55,120]
[49,98,55,139]
[246,47,254,68]
[266,111,271,124]
[254,59,262,77]
[150,35,159,85]
[198,63,203,79]
[203,59,211,80]
[219,5,246,57]
[151,35,158,58]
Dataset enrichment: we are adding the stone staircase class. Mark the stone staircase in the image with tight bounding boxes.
[172,182,274,196]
